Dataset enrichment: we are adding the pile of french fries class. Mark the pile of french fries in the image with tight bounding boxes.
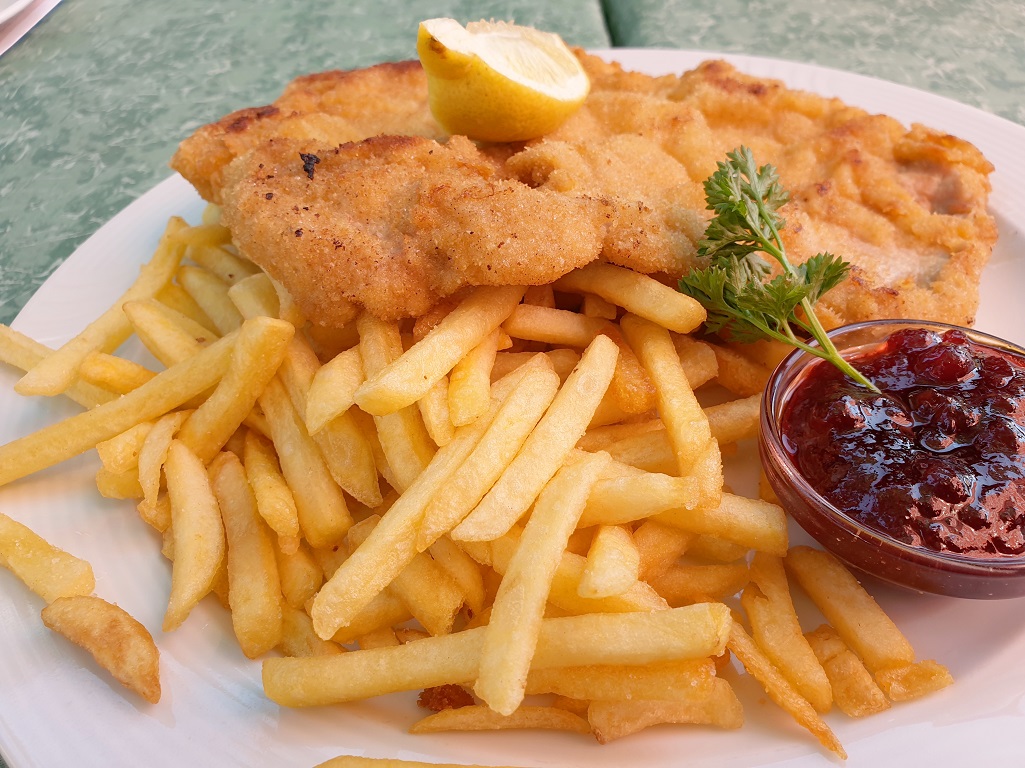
[0,212,954,764]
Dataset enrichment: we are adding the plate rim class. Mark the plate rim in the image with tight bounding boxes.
[3,47,1025,768]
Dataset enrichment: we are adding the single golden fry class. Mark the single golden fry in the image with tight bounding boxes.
[123,298,213,367]
[305,346,364,435]
[279,604,344,658]
[176,264,243,335]
[96,421,153,474]
[210,452,283,658]
[475,451,611,715]
[620,313,713,481]
[502,304,609,347]
[258,377,352,549]
[274,539,323,611]
[656,492,788,556]
[0,512,95,603]
[355,285,525,415]
[448,327,504,427]
[177,316,294,462]
[265,604,731,706]
[785,546,915,673]
[409,704,591,735]
[579,470,701,527]
[578,525,640,599]
[587,677,744,743]
[525,658,715,702]
[634,520,695,583]
[649,562,750,605]
[728,621,846,759]
[417,375,455,447]
[243,431,301,552]
[553,262,705,334]
[428,535,487,617]
[41,595,161,703]
[316,757,522,768]
[874,659,954,702]
[805,624,890,718]
[162,440,226,632]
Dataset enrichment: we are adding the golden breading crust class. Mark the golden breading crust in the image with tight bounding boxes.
[172,53,996,329]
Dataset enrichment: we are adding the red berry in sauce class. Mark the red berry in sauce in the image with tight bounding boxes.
[781,328,1025,558]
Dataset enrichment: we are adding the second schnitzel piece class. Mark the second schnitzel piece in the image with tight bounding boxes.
[219,134,609,326]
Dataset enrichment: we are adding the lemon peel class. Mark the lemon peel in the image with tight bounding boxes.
[417,18,590,143]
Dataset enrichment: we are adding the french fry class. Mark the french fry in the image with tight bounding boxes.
[15,217,188,397]
[95,466,143,499]
[162,440,226,632]
[355,312,436,491]
[279,604,344,658]
[96,421,153,474]
[448,327,504,427]
[649,563,750,605]
[579,470,701,527]
[502,304,609,347]
[874,660,953,702]
[136,411,191,531]
[210,452,283,658]
[634,519,695,583]
[452,334,619,541]
[317,758,520,768]
[258,377,352,549]
[76,352,155,394]
[785,546,915,673]
[265,604,731,706]
[243,431,301,553]
[177,316,294,462]
[176,264,243,334]
[485,530,670,615]
[672,333,719,389]
[525,658,715,701]
[0,512,95,602]
[41,595,161,703]
[744,553,832,713]
[553,262,706,334]
[304,346,364,435]
[656,492,788,556]
[728,621,846,759]
[578,525,640,598]
[708,342,774,396]
[587,677,744,743]
[704,393,761,445]
[409,705,591,735]
[475,451,611,715]
[417,376,455,447]
[428,535,487,617]
[0,326,241,489]
[620,314,714,482]
[805,624,890,718]
[273,539,322,610]
[123,298,213,367]
[355,286,525,415]
[186,242,260,285]
[0,324,116,408]
[154,280,218,333]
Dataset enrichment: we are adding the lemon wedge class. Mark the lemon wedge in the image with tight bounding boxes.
[417,18,590,142]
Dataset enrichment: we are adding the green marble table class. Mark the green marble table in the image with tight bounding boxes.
[0,1,1023,766]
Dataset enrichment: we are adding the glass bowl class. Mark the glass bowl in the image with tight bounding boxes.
[759,319,1025,599]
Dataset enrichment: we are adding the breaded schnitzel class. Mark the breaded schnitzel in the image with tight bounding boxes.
[171,53,996,330]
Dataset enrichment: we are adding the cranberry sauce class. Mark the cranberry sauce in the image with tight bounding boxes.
[780,327,1025,558]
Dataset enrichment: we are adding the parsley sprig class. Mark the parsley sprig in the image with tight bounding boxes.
[679,147,877,392]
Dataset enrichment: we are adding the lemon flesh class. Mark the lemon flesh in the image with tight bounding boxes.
[417,18,590,143]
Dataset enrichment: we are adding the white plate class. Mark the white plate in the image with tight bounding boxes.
[0,0,33,26]
[2,49,1024,768]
